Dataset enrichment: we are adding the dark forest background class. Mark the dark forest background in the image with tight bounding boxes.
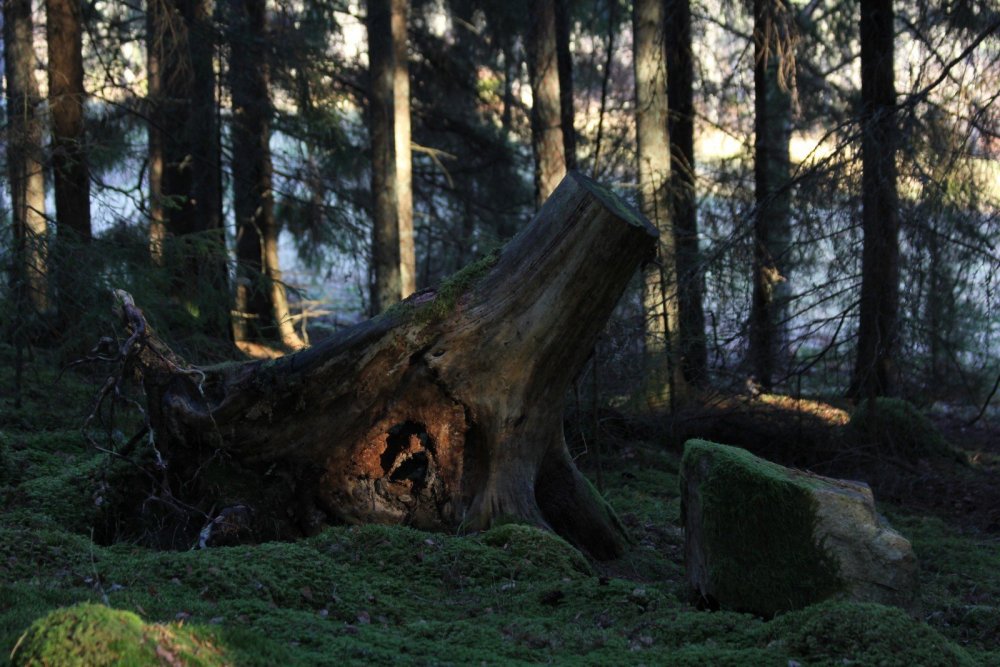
[3,0,999,416]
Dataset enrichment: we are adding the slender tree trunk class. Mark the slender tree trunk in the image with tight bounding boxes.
[3,0,49,314]
[147,0,230,338]
[147,4,166,266]
[849,0,899,399]
[47,0,92,329]
[927,231,945,386]
[392,0,416,298]
[666,0,708,386]
[188,0,227,309]
[229,0,302,350]
[554,0,577,170]
[46,0,91,246]
[634,0,685,406]
[749,0,794,391]
[187,0,229,288]
[368,0,402,314]
[501,40,515,136]
[526,0,566,208]
[106,172,648,558]
[591,0,617,175]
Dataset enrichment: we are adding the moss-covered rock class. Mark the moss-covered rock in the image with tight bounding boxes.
[681,439,917,617]
[10,603,225,666]
[850,397,959,461]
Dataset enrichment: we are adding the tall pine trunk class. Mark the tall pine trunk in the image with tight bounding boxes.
[367,0,402,314]
[3,0,49,314]
[147,3,165,266]
[849,0,899,399]
[229,0,302,350]
[634,0,685,406]
[526,0,566,208]
[147,0,230,338]
[392,0,416,298]
[749,0,794,391]
[46,0,92,327]
[666,0,708,386]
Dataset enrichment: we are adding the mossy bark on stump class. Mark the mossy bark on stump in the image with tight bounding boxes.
[104,172,652,559]
[681,439,917,617]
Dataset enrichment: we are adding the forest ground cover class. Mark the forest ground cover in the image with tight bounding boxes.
[1,343,999,666]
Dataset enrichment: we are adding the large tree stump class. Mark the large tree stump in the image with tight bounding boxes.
[102,172,656,559]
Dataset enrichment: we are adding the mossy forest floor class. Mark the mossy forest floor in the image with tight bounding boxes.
[2,345,999,665]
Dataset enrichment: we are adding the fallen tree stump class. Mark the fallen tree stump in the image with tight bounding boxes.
[95,172,656,558]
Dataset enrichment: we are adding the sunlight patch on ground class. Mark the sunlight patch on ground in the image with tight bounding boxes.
[757,393,852,426]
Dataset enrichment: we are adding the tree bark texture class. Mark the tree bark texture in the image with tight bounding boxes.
[4,0,49,314]
[634,0,685,405]
[147,0,230,336]
[46,0,92,244]
[749,0,794,391]
[105,172,652,559]
[392,0,416,298]
[228,0,302,351]
[665,0,708,386]
[368,0,402,314]
[527,0,567,208]
[849,0,899,399]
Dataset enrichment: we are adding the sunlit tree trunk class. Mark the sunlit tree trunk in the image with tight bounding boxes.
[526,0,566,208]
[666,0,708,386]
[554,0,577,170]
[147,0,230,338]
[634,0,686,406]
[229,0,303,350]
[3,0,49,314]
[392,0,416,298]
[367,0,402,314]
[749,0,794,391]
[849,0,899,399]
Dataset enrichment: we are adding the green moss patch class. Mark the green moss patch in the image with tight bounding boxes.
[2,339,999,665]
[10,602,225,666]
[850,397,959,461]
[480,523,593,576]
[891,512,1000,655]
[681,439,844,616]
[766,600,976,666]
[418,245,502,323]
